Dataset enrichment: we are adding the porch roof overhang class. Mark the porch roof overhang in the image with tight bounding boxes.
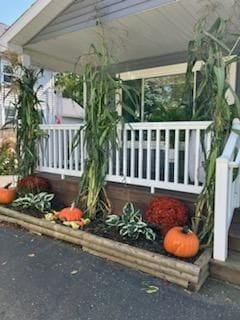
[0,0,238,72]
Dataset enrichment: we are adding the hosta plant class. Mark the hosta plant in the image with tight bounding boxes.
[12,192,54,213]
[106,202,156,241]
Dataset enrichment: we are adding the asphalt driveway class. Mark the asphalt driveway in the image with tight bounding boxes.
[0,224,240,320]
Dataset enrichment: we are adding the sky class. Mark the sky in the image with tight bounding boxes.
[0,0,36,26]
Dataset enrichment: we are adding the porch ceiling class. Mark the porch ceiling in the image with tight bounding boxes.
[3,0,239,72]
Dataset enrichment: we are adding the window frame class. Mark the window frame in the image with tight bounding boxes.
[1,61,14,85]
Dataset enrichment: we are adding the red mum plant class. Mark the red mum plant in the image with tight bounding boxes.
[18,176,50,194]
[146,196,188,236]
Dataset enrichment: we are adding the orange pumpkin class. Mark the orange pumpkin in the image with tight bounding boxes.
[0,186,16,204]
[163,226,199,258]
[58,203,84,221]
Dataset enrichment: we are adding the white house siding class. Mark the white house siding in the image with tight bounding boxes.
[0,56,57,126]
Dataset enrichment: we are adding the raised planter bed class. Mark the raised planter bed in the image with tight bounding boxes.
[0,206,211,291]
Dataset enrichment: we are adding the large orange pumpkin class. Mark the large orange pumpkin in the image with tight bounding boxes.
[58,203,84,221]
[0,186,17,204]
[163,226,199,258]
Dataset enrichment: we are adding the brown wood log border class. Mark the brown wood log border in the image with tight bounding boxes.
[0,206,211,291]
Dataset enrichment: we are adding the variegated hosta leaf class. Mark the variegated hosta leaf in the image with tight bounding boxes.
[106,202,156,241]
[12,192,54,213]
[105,215,120,226]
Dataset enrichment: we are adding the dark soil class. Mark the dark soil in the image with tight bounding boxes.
[84,217,165,255]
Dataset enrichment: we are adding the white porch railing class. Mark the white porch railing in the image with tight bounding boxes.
[38,121,211,194]
[214,119,240,261]
[38,124,85,177]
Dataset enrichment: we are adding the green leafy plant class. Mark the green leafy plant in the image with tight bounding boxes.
[74,39,135,219]
[12,192,54,212]
[10,63,47,177]
[184,17,240,246]
[106,202,156,241]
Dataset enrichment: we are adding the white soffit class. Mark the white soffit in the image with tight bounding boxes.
[4,0,238,71]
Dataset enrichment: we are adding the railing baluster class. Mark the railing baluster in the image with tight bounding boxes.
[63,129,67,170]
[38,137,43,167]
[74,129,78,171]
[138,129,143,179]
[130,129,135,178]
[43,133,48,168]
[109,142,113,176]
[53,129,57,169]
[69,130,73,171]
[123,126,127,177]
[155,129,160,181]
[194,129,200,186]
[184,129,189,185]
[58,129,63,170]
[164,129,169,182]
[174,129,179,184]
[48,129,52,168]
[147,129,151,180]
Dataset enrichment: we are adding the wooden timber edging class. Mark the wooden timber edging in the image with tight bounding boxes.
[0,206,212,291]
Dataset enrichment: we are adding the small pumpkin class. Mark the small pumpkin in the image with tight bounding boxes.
[58,203,84,221]
[0,183,17,205]
[63,218,90,229]
[163,226,199,258]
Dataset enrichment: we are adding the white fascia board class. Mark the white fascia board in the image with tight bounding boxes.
[1,0,53,44]
[0,0,74,47]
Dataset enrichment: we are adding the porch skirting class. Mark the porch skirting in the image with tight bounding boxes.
[36,172,198,215]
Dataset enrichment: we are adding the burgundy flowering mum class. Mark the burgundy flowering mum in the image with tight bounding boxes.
[146,196,188,236]
[18,176,50,193]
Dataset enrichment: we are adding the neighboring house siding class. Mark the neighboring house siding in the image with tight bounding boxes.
[0,57,83,126]
[32,0,173,43]
[0,56,56,126]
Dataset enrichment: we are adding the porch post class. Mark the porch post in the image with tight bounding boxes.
[213,157,229,261]
[20,54,31,67]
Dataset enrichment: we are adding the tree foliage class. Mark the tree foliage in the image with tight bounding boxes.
[55,73,84,106]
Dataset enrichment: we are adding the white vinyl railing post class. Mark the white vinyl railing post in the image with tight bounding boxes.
[213,157,229,261]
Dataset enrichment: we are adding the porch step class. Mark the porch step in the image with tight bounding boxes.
[210,251,240,285]
[229,210,240,253]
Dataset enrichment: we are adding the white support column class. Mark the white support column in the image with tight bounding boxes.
[20,54,31,67]
[213,157,229,261]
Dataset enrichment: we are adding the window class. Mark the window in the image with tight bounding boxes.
[1,62,14,85]
[2,64,14,84]
[120,63,193,122]
[119,61,237,122]
[4,106,16,125]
